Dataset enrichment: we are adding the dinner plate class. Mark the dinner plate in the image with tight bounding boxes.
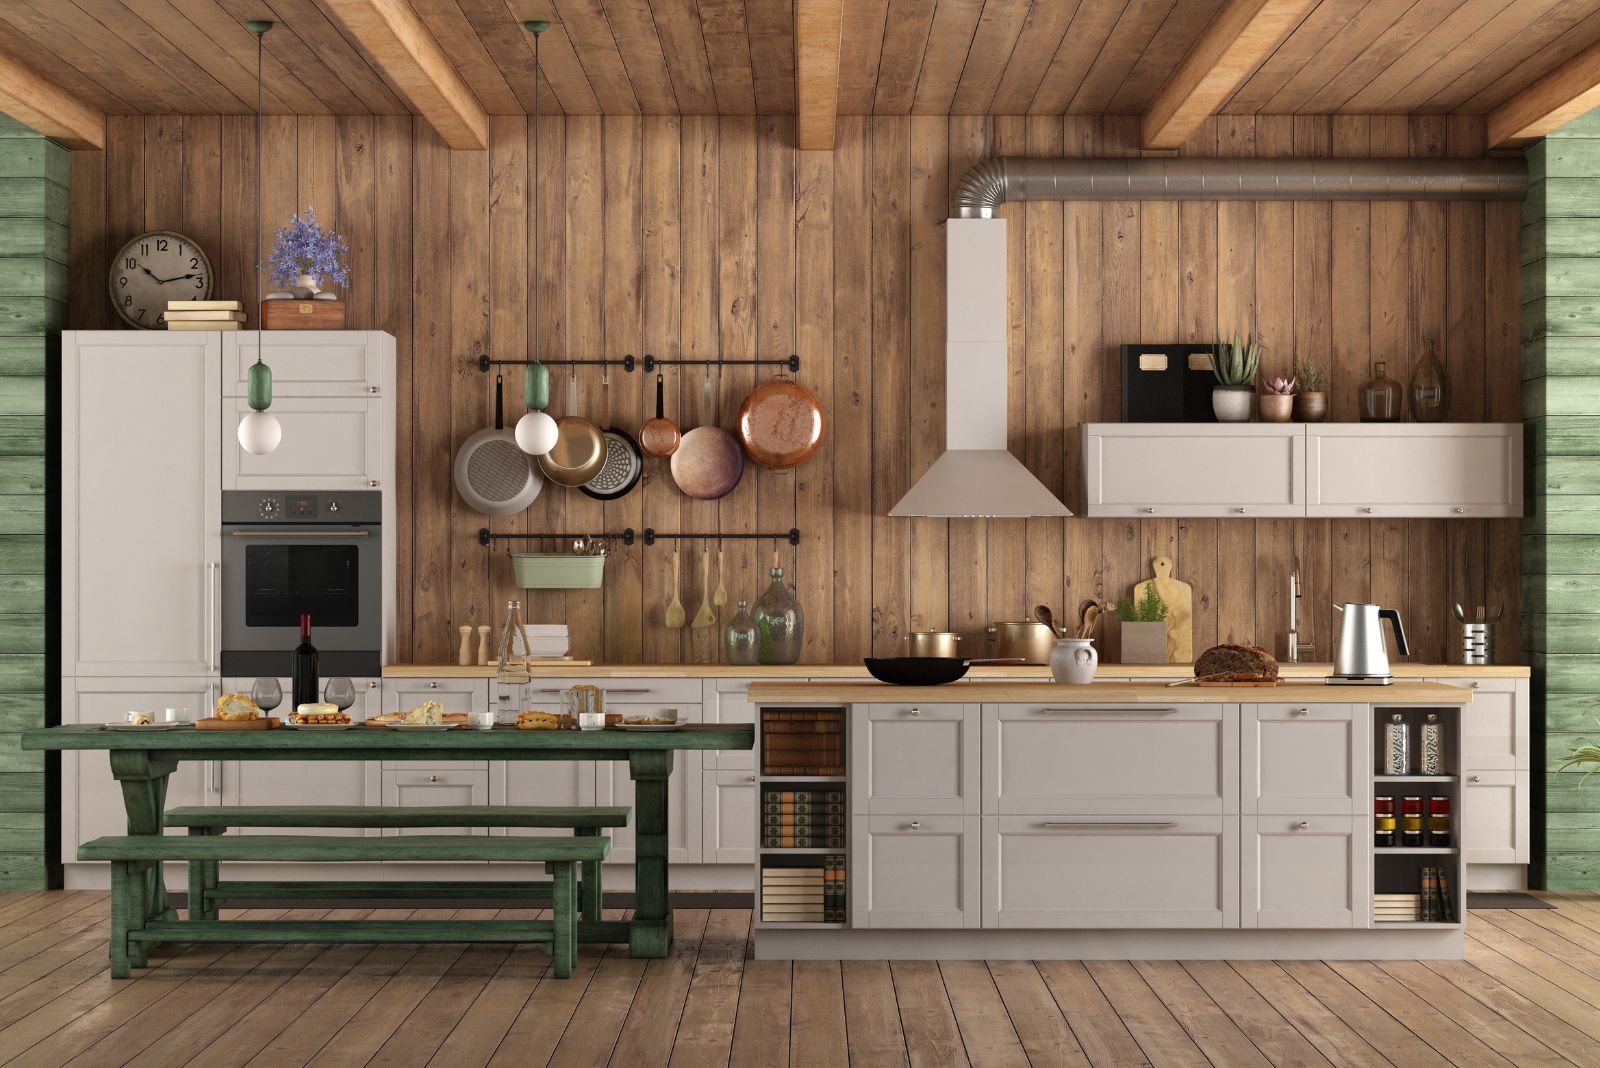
[100,721,190,731]
[283,722,357,731]
[617,723,682,732]
[371,722,459,731]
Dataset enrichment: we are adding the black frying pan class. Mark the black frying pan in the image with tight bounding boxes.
[864,657,1024,686]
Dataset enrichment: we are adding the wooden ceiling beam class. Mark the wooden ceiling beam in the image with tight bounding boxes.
[1488,37,1600,148]
[1142,0,1313,151]
[322,0,487,150]
[0,50,105,149]
[796,0,843,150]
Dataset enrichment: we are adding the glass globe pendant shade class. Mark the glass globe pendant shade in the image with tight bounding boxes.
[514,362,557,454]
[238,410,282,455]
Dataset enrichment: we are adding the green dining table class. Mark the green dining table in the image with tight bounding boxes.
[23,722,754,958]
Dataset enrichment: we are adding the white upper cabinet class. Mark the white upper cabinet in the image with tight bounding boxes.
[225,331,389,398]
[62,332,221,676]
[1305,424,1522,518]
[1083,424,1305,517]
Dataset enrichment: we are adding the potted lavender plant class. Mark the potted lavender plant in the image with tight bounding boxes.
[1259,375,1296,422]
[268,207,350,299]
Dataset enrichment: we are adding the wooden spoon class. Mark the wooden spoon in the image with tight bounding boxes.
[692,542,716,629]
[1034,604,1061,638]
[665,547,686,629]
[713,546,728,607]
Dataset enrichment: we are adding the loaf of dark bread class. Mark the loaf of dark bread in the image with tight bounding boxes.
[1194,644,1279,681]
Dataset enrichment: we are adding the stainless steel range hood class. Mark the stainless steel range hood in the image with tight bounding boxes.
[890,218,1070,518]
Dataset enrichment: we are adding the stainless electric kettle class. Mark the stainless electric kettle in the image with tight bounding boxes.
[1331,603,1408,683]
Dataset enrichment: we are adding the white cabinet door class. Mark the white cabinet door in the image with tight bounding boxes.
[226,332,388,398]
[63,332,221,677]
[1241,816,1369,928]
[852,703,979,815]
[222,395,383,492]
[1305,424,1522,518]
[381,769,490,835]
[1083,424,1305,518]
[984,703,1236,815]
[595,702,702,864]
[982,815,1238,928]
[852,814,981,929]
[492,758,597,839]
[379,679,488,770]
[1436,678,1527,771]
[1464,771,1529,864]
[703,770,759,864]
[1242,703,1368,815]
[62,677,213,856]
[703,679,770,770]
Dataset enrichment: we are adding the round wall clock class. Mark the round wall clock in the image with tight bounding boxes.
[107,230,214,329]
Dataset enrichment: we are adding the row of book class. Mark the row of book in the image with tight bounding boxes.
[761,710,845,776]
[760,857,846,923]
[165,299,245,330]
[1374,866,1456,923]
[764,789,845,848]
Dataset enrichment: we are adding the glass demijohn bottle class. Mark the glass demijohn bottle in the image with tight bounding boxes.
[1360,360,1401,422]
[1409,338,1449,422]
[495,600,531,684]
[725,599,759,666]
[754,566,804,665]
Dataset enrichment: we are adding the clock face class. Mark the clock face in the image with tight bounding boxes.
[108,231,213,329]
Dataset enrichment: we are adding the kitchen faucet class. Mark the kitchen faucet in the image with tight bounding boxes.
[1288,556,1314,663]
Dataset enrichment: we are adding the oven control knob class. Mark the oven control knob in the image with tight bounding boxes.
[327,500,340,514]
[258,498,279,519]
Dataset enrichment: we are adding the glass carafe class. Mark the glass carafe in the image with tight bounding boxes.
[725,600,759,666]
[495,600,530,684]
[755,568,804,665]
[1359,360,1401,422]
[1409,338,1449,422]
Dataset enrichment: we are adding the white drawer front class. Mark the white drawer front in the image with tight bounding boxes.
[1434,679,1526,771]
[380,770,489,835]
[852,704,979,815]
[1464,770,1529,864]
[379,679,488,770]
[983,704,1236,814]
[523,678,703,706]
[851,815,981,929]
[1243,704,1368,815]
[1242,816,1369,929]
[982,815,1238,928]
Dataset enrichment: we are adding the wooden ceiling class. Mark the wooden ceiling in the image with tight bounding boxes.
[3,0,1600,119]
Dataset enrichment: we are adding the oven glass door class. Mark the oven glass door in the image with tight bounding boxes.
[222,527,381,657]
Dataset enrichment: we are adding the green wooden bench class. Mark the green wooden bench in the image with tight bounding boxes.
[164,805,629,925]
[78,833,610,979]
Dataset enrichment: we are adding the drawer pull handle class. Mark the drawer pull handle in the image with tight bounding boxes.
[428,682,439,689]
[1292,708,1310,716]
[1470,775,1481,783]
[1037,707,1179,715]
[745,776,757,783]
[908,707,921,717]
[1361,507,1374,514]
[429,775,439,783]
[533,687,652,694]
[1234,507,1247,514]
[1041,821,1177,830]
[1295,821,1309,830]
[909,821,921,830]
[1141,507,1156,514]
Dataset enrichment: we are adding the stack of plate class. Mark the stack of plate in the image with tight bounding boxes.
[517,624,570,659]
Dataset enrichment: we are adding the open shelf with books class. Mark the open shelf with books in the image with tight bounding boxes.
[1372,705,1464,927]
[755,706,850,929]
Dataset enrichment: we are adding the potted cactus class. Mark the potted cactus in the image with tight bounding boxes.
[1212,331,1261,422]
[1293,357,1329,422]
[1260,375,1296,422]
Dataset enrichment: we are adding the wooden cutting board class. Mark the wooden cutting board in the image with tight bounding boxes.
[195,717,281,731]
[1133,556,1193,664]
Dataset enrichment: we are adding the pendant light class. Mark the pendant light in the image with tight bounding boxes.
[238,19,281,456]
[514,20,559,457]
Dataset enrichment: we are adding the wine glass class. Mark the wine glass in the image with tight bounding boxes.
[323,677,357,712]
[250,677,282,713]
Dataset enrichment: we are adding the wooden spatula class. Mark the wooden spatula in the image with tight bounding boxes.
[692,542,716,629]
[665,547,686,629]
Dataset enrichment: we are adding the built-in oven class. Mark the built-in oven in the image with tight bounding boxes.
[221,490,382,677]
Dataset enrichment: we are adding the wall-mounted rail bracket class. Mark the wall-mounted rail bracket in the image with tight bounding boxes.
[479,528,636,547]
[478,354,636,373]
[642,354,799,373]
[642,528,801,546]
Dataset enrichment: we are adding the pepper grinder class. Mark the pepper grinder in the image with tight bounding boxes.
[477,625,492,666]
[457,625,473,667]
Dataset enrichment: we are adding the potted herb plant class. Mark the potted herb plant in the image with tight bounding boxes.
[1293,357,1329,422]
[1212,332,1260,422]
[1260,375,1296,422]
[1116,585,1168,664]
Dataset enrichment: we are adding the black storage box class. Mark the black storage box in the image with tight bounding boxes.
[1120,343,1220,422]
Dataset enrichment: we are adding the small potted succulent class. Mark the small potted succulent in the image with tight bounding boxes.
[1293,357,1329,422]
[1212,331,1260,422]
[1115,585,1169,665]
[1259,375,1296,422]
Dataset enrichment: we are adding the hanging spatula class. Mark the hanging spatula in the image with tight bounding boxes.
[692,541,716,628]
[665,546,687,629]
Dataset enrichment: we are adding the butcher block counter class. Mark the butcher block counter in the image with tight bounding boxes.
[382,662,1528,680]
[743,680,1474,705]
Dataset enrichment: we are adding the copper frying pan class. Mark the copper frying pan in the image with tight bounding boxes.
[640,373,681,458]
[736,375,824,469]
[537,375,606,487]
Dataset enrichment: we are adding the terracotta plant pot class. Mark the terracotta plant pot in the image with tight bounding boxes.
[1294,391,1329,423]
[1212,386,1254,423]
[1258,393,1294,422]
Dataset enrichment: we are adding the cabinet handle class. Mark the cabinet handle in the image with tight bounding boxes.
[368,385,380,395]
[205,561,219,672]
[908,821,921,830]
[1470,775,1481,783]
[369,680,379,689]
[1361,507,1374,514]
[745,776,756,783]
[1041,821,1177,830]
[1037,707,1178,715]
[1141,507,1155,514]
[908,707,920,717]
[1292,708,1310,716]
[1295,821,1310,831]
[1454,507,1465,514]
[429,682,439,689]
[1471,681,1480,689]
[533,687,651,694]
[429,775,439,783]
[1234,507,1247,514]
[368,479,380,488]
[210,761,222,795]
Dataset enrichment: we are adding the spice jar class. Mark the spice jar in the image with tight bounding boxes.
[1375,797,1396,848]
[1401,796,1424,847]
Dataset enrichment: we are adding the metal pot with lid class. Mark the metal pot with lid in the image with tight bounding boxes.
[986,620,1056,665]
[905,630,960,658]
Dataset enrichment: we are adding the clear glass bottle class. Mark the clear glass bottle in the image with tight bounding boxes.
[495,600,530,684]
[1420,713,1443,775]
[754,567,804,665]
[1360,360,1401,422]
[725,599,759,666]
[1383,712,1410,776]
[1409,338,1449,422]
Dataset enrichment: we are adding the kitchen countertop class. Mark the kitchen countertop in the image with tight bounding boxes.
[380,661,1529,679]
[744,680,1475,704]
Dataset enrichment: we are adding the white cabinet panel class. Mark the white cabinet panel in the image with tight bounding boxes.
[231,762,370,836]
[851,814,981,929]
[226,332,387,397]
[703,679,771,770]
[1305,424,1522,518]
[381,769,490,835]
[63,332,221,677]
[222,395,383,492]
[492,760,596,838]
[703,770,759,864]
[1083,424,1304,518]
[982,815,1238,928]
[596,702,702,864]
[851,704,979,815]
[379,679,487,770]
[1464,771,1529,864]
[1242,704,1368,815]
[1436,678,1527,771]
[1242,816,1369,929]
[983,703,1236,815]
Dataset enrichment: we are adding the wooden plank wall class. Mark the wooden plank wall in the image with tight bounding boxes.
[67,113,1521,667]
[0,114,62,889]
[1522,111,1600,891]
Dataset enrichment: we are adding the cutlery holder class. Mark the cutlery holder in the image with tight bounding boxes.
[1460,622,1494,665]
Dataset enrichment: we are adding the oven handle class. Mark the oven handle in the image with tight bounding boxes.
[228,530,371,538]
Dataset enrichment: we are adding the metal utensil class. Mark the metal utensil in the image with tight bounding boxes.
[665,546,686,629]
[1451,602,1467,624]
[538,375,606,487]
[691,542,716,629]
[713,546,728,607]
[1034,604,1062,638]
[582,372,644,500]
[864,656,1026,686]
[452,374,543,516]
[906,630,962,658]
[640,373,681,458]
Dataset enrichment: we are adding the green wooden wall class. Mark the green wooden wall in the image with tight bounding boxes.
[1524,110,1600,890]
[0,114,59,889]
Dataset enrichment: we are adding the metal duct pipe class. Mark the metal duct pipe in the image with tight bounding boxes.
[952,156,1528,218]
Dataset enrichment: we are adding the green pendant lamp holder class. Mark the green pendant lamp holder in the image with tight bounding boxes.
[237,19,282,456]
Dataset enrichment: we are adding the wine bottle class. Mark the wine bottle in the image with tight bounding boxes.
[291,613,320,709]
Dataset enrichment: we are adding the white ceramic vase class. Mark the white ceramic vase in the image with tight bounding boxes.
[291,273,322,299]
[1050,638,1098,684]
[1212,386,1254,422]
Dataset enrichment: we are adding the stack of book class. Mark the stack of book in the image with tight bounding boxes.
[1419,866,1456,922]
[1373,893,1421,922]
[166,300,245,331]
[761,709,844,775]
[823,854,846,922]
[762,788,844,848]
[761,865,825,922]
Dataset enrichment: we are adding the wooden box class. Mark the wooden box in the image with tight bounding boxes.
[261,298,345,330]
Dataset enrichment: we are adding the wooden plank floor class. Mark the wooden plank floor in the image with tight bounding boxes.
[0,892,1597,1065]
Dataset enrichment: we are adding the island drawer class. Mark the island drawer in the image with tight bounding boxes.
[1242,815,1369,928]
[981,704,1236,815]
[1242,703,1369,815]
[851,704,979,814]
[850,814,981,929]
[981,815,1238,928]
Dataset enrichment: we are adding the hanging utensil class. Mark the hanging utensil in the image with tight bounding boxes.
[692,540,716,629]
[582,370,644,500]
[538,374,606,487]
[737,372,825,470]
[665,545,686,629]
[671,369,744,499]
[453,374,543,516]
[640,372,681,458]
[713,545,728,607]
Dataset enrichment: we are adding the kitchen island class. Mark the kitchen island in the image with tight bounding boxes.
[747,680,1473,960]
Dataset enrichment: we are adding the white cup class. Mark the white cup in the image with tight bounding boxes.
[468,710,496,731]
